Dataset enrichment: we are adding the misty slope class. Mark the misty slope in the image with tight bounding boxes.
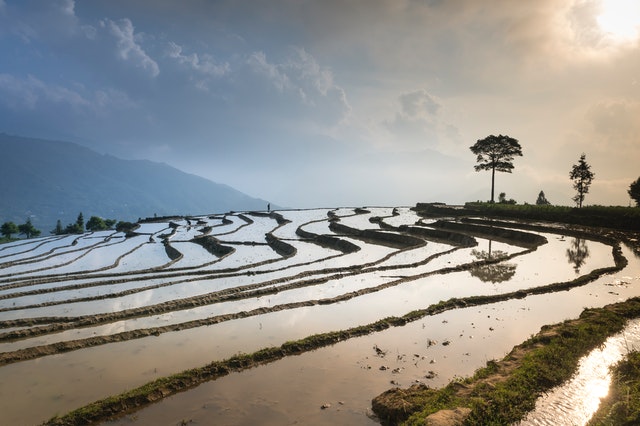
[0,133,271,232]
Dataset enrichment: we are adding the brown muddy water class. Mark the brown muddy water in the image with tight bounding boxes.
[0,208,638,425]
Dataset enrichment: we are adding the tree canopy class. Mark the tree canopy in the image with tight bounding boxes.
[470,134,523,203]
[86,216,107,232]
[1,222,19,239]
[18,218,41,238]
[629,177,640,207]
[536,191,551,205]
[569,153,595,208]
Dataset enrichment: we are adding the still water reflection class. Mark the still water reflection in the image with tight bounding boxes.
[566,238,590,274]
[469,240,518,283]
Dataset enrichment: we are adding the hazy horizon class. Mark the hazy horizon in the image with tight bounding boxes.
[1,1,639,208]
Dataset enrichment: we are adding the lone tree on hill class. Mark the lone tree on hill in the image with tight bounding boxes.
[569,153,595,208]
[629,177,640,207]
[470,134,523,203]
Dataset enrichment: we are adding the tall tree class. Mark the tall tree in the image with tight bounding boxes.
[65,212,85,234]
[1,222,19,239]
[76,212,84,231]
[470,134,523,203]
[569,153,595,208]
[18,218,41,238]
[536,191,551,205]
[51,220,64,235]
[629,177,640,207]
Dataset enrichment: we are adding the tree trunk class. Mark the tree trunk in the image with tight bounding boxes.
[490,166,496,203]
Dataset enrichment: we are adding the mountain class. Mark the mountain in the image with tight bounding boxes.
[0,133,273,233]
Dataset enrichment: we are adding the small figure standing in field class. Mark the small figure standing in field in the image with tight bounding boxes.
[267,203,270,212]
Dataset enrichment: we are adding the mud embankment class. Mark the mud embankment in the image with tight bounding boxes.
[295,226,361,253]
[328,221,426,249]
[429,220,548,248]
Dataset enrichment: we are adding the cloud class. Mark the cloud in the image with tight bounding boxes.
[587,99,640,141]
[384,89,461,150]
[0,73,138,122]
[0,74,89,110]
[246,47,351,127]
[398,90,440,118]
[166,42,230,77]
[0,0,81,42]
[105,18,159,77]
[247,51,293,92]
[59,0,75,16]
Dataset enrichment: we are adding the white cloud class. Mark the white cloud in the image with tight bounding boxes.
[247,51,293,92]
[247,48,351,126]
[398,89,440,118]
[166,42,230,77]
[59,0,75,16]
[0,74,89,110]
[0,74,138,117]
[384,89,461,150]
[106,18,159,78]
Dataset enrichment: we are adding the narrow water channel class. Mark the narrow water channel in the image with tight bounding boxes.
[520,318,640,425]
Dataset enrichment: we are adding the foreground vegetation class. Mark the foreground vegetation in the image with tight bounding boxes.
[373,299,640,425]
[588,351,640,425]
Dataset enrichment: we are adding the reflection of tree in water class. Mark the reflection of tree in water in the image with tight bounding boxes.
[566,238,590,273]
[469,240,517,284]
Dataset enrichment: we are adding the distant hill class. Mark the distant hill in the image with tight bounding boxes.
[0,133,273,233]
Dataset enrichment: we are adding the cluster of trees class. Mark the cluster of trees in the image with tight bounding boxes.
[2,212,138,241]
[51,212,118,235]
[470,134,639,207]
[0,218,41,239]
[51,213,137,235]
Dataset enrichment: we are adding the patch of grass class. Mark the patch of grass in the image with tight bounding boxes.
[588,351,640,425]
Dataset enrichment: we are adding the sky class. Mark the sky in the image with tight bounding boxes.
[1,0,639,208]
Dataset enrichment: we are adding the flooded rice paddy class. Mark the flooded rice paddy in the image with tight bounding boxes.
[0,207,639,425]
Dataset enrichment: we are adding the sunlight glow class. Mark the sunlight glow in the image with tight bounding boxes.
[597,0,640,43]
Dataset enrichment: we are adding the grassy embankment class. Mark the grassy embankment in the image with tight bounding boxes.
[371,203,640,425]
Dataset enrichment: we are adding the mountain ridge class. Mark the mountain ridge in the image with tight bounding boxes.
[0,133,274,233]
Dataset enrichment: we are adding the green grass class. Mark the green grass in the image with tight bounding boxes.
[588,351,640,425]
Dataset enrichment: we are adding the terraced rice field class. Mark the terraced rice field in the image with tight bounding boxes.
[0,207,638,425]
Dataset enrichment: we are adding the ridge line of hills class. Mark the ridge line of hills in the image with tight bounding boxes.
[0,133,274,234]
